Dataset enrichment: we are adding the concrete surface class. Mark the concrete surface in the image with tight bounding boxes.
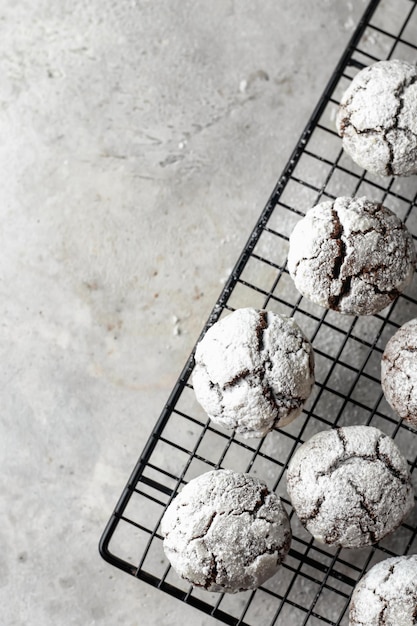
[0,1,370,624]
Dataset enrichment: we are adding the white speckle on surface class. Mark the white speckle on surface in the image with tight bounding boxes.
[220,267,234,284]
[344,16,355,30]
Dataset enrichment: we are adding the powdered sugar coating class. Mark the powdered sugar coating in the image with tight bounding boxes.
[160,469,291,593]
[336,59,417,176]
[382,318,417,428]
[287,196,415,315]
[286,425,414,548]
[192,308,315,438]
[349,555,417,626]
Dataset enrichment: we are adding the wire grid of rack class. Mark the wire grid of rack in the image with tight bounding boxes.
[99,1,417,624]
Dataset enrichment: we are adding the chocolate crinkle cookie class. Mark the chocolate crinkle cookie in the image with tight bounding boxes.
[286,425,414,549]
[192,308,315,438]
[349,555,417,626]
[160,469,292,593]
[287,196,415,316]
[336,59,417,176]
[382,318,417,428]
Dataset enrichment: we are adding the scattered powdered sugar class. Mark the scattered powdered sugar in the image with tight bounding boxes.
[336,59,417,176]
[382,318,417,427]
[349,555,417,626]
[287,196,416,316]
[192,307,315,438]
[160,469,291,593]
[286,425,414,549]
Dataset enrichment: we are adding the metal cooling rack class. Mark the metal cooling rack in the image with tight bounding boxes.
[99,1,417,624]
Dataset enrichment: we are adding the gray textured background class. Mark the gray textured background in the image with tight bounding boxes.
[1,1,369,624]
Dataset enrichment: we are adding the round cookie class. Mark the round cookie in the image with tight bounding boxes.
[160,469,292,593]
[336,59,417,176]
[192,308,315,438]
[286,425,414,548]
[349,555,417,626]
[381,318,417,427]
[287,196,415,316]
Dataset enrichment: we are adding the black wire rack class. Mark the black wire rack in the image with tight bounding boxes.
[99,1,417,624]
